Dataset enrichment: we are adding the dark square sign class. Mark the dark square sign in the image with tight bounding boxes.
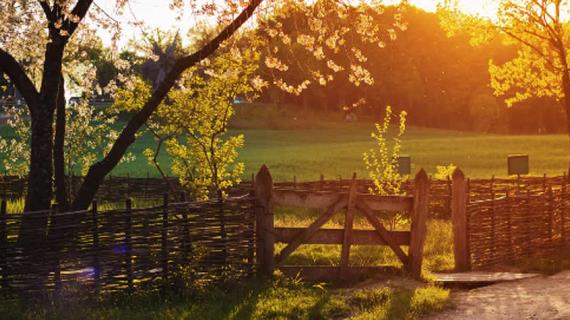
[398,155,411,176]
[508,154,529,175]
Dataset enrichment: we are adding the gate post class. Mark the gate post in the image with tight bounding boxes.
[409,169,429,279]
[452,168,471,271]
[255,165,274,277]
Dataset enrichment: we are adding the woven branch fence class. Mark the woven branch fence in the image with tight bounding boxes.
[2,170,570,297]
[0,194,255,297]
[451,169,570,271]
[0,174,255,203]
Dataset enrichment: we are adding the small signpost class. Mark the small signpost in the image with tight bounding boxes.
[508,154,529,176]
[398,155,411,176]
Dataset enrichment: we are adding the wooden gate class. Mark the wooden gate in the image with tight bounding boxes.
[254,165,429,281]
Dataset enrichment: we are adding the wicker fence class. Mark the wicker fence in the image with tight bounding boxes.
[4,173,569,218]
[0,194,255,297]
[2,170,570,296]
[451,169,570,271]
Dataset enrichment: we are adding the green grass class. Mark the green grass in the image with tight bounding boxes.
[0,278,451,320]
[514,250,570,275]
[233,123,570,181]
[73,122,570,180]
[2,118,569,180]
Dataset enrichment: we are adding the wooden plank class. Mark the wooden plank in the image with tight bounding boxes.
[0,200,6,289]
[274,228,410,245]
[340,180,357,279]
[274,197,347,265]
[408,169,429,279]
[273,189,413,212]
[433,271,540,287]
[161,193,169,284]
[356,202,409,266]
[125,198,133,294]
[279,265,401,281]
[452,168,471,271]
[91,200,100,292]
[254,165,275,277]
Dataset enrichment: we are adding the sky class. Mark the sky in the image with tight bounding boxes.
[94,0,498,46]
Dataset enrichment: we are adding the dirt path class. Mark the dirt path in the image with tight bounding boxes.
[426,271,570,320]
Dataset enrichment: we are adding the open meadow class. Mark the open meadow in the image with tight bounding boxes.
[95,121,570,181]
[3,110,569,181]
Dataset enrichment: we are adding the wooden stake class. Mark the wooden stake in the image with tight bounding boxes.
[125,198,133,294]
[91,200,100,292]
[340,178,357,279]
[408,169,429,279]
[255,165,275,277]
[161,193,169,285]
[451,168,470,271]
[0,200,6,289]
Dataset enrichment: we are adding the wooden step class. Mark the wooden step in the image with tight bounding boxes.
[433,271,541,288]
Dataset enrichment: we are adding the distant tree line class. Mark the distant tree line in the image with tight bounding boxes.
[254,6,565,134]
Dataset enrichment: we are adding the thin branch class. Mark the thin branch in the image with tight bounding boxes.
[0,49,41,113]
[38,0,54,21]
[68,0,95,36]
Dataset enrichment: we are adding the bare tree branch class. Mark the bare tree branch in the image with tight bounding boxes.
[68,0,95,36]
[38,0,54,22]
[0,48,41,113]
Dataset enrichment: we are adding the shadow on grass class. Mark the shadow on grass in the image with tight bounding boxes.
[0,278,356,320]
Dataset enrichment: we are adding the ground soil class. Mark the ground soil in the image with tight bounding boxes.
[425,271,570,320]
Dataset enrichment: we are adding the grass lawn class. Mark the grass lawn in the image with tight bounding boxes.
[233,123,570,181]
[2,119,569,180]
[88,122,570,181]
[0,277,451,320]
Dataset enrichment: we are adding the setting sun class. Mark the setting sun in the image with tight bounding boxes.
[410,0,499,18]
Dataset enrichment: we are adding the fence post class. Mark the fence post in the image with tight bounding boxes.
[409,169,429,279]
[125,198,133,294]
[108,175,113,200]
[562,180,567,245]
[525,189,532,256]
[92,200,100,293]
[490,189,496,262]
[254,165,274,277]
[547,186,554,244]
[340,176,357,280]
[505,190,514,262]
[161,193,169,286]
[451,168,470,271]
[126,173,130,199]
[0,200,6,290]
[446,176,452,218]
[51,203,62,294]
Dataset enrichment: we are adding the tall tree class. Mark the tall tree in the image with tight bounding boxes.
[443,0,570,144]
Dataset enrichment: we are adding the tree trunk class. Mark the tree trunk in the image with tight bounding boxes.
[563,74,570,150]
[19,41,65,248]
[54,75,68,210]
